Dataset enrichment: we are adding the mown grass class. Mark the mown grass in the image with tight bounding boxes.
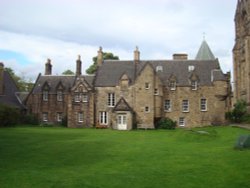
[0,126,249,188]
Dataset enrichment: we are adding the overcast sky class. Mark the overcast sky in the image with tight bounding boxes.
[0,0,237,80]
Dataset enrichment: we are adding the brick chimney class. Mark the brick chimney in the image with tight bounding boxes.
[134,46,140,63]
[173,53,188,60]
[76,55,82,76]
[45,58,52,75]
[0,62,4,95]
[97,47,103,66]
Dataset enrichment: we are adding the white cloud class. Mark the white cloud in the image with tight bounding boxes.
[0,0,237,80]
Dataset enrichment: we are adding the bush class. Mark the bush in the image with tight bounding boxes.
[21,114,39,125]
[61,116,68,127]
[0,104,20,127]
[226,100,248,123]
[157,118,177,130]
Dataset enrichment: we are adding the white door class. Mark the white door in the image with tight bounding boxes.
[117,115,127,130]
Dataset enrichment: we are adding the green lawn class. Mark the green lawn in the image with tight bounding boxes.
[0,126,250,188]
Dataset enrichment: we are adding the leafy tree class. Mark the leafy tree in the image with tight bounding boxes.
[62,69,74,75]
[86,52,119,74]
[5,67,33,92]
[226,100,248,123]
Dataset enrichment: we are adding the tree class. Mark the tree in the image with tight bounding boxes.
[226,100,248,123]
[62,69,74,75]
[5,67,33,92]
[86,52,119,74]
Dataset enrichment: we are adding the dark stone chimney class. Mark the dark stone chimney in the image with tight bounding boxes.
[134,46,140,63]
[0,62,4,95]
[45,58,52,75]
[76,55,82,76]
[97,47,103,66]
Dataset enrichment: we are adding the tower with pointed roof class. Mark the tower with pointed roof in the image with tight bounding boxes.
[233,0,250,109]
[195,39,216,60]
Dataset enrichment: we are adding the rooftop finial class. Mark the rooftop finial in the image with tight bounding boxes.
[99,46,102,52]
[135,46,139,51]
[47,58,51,63]
[203,32,206,40]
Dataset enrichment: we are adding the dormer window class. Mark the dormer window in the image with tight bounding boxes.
[57,91,63,101]
[43,91,48,101]
[74,93,80,102]
[156,66,163,72]
[191,81,197,90]
[82,94,88,102]
[188,65,195,72]
[170,81,176,90]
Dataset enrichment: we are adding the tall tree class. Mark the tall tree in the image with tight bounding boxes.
[62,69,74,75]
[86,52,119,74]
[5,67,33,92]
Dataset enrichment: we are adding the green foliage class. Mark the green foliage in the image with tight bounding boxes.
[226,100,248,123]
[62,69,74,75]
[86,52,119,74]
[61,116,68,127]
[0,104,20,126]
[21,114,39,125]
[5,67,34,92]
[156,117,177,129]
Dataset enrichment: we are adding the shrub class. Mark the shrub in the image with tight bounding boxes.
[21,114,39,125]
[61,116,68,127]
[226,100,248,123]
[0,104,20,127]
[157,118,177,130]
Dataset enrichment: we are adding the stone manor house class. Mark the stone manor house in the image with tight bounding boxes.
[25,40,231,130]
[233,0,250,111]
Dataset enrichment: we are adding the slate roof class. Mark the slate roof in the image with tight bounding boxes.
[195,40,216,60]
[32,74,94,94]
[0,71,26,109]
[114,97,133,112]
[95,59,227,87]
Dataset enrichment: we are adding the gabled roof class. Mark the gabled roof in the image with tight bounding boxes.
[32,75,94,94]
[114,97,133,112]
[0,71,25,109]
[95,59,226,87]
[195,40,216,60]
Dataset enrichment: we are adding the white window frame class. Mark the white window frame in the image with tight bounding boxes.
[164,100,171,112]
[182,100,189,112]
[43,91,48,101]
[200,98,207,111]
[145,82,150,89]
[170,81,176,90]
[57,91,63,101]
[99,111,108,125]
[74,93,80,102]
[156,66,163,72]
[179,117,185,127]
[145,106,150,113]
[108,93,115,107]
[191,81,197,90]
[82,94,88,102]
[57,112,62,122]
[42,112,48,122]
[78,112,83,123]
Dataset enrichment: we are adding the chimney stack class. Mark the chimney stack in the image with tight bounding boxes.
[173,53,188,60]
[0,62,4,95]
[45,58,52,75]
[134,46,140,63]
[97,47,103,66]
[76,55,82,76]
